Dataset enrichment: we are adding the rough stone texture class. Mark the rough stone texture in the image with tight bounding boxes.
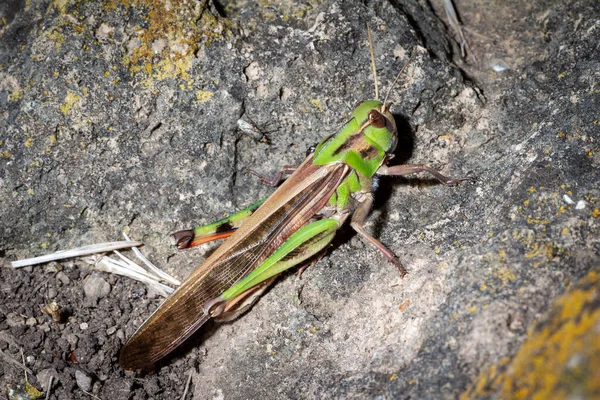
[0,0,598,399]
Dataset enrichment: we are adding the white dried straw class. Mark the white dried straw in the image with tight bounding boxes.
[123,232,181,285]
[10,241,143,268]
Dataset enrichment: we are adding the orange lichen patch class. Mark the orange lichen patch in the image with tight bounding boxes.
[398,300,411,312]
[461,268,600,399]
[526,217,550,225]
[524,242,555,260]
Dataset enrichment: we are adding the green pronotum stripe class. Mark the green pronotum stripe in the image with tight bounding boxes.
[221,218,340,301]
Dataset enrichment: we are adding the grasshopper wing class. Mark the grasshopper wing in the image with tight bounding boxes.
[120,157,348,370]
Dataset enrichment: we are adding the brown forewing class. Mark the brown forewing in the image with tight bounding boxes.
[119,156,348,370]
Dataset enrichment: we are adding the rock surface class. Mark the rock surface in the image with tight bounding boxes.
[1,0,598,399]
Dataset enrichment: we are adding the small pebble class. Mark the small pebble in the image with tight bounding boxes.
[106,326,117,335]
[80,322,89,330]
[56,271,71,285]
[563,194,575,205]
[36,368,59,392]
[26,317,37,326]
[45,262,61,273]
[48,287,58,298]
[83,275,111,299]
[75,370,93,392]
[576,200,586,210]
[6,313,25,327]
[66,333,79,349]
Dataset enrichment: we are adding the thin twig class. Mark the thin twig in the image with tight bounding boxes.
[180,369,194,400]
[21,348,28,382]
[45,376,54,400]
[0,349,34,375]
[81,388,101,400]
[444,0,477,63]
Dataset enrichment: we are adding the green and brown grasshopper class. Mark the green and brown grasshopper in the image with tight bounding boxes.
[119,29,470,371]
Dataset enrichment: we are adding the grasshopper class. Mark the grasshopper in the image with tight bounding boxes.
[119,29,470,370]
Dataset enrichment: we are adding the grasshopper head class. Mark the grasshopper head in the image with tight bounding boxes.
[351,99,397,154]
[312,99,397,178]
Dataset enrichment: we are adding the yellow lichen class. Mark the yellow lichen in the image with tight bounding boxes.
[60,91,81,115]
[195,90,213,103]
[461,268,600,399]
[46,29,65,51]
[52,0,69,13]
[113,0,230,85]
[309,98,323,110]
[9,88,23,101]
[24,137,33,148]
[527,217,550,225]
[525,242,554,260]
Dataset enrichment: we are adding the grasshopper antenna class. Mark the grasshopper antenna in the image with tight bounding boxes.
[383,49,417,107]
[367,24,379,100]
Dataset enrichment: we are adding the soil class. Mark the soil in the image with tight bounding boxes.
[1,0,598,399]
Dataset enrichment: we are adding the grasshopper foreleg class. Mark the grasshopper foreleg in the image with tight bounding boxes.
[350,194,408,277]
[377,164,472,186]
[248,165,298,187]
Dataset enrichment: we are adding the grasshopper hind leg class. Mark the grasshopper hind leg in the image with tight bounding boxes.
[205,218,341,319]
[212,276,278,322]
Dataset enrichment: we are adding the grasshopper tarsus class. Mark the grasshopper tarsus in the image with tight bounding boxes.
[171,230,194,249]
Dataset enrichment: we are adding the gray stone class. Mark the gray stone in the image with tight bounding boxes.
[6,313,25,328]
[83,275,111,300]
[56,270,70,285]
[75,370,93,392]
[36,368,59,392]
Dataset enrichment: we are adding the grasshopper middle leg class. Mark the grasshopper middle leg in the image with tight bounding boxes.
[351,194,407,276]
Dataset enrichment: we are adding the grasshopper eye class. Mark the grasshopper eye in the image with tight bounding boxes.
[368,110,386,129]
